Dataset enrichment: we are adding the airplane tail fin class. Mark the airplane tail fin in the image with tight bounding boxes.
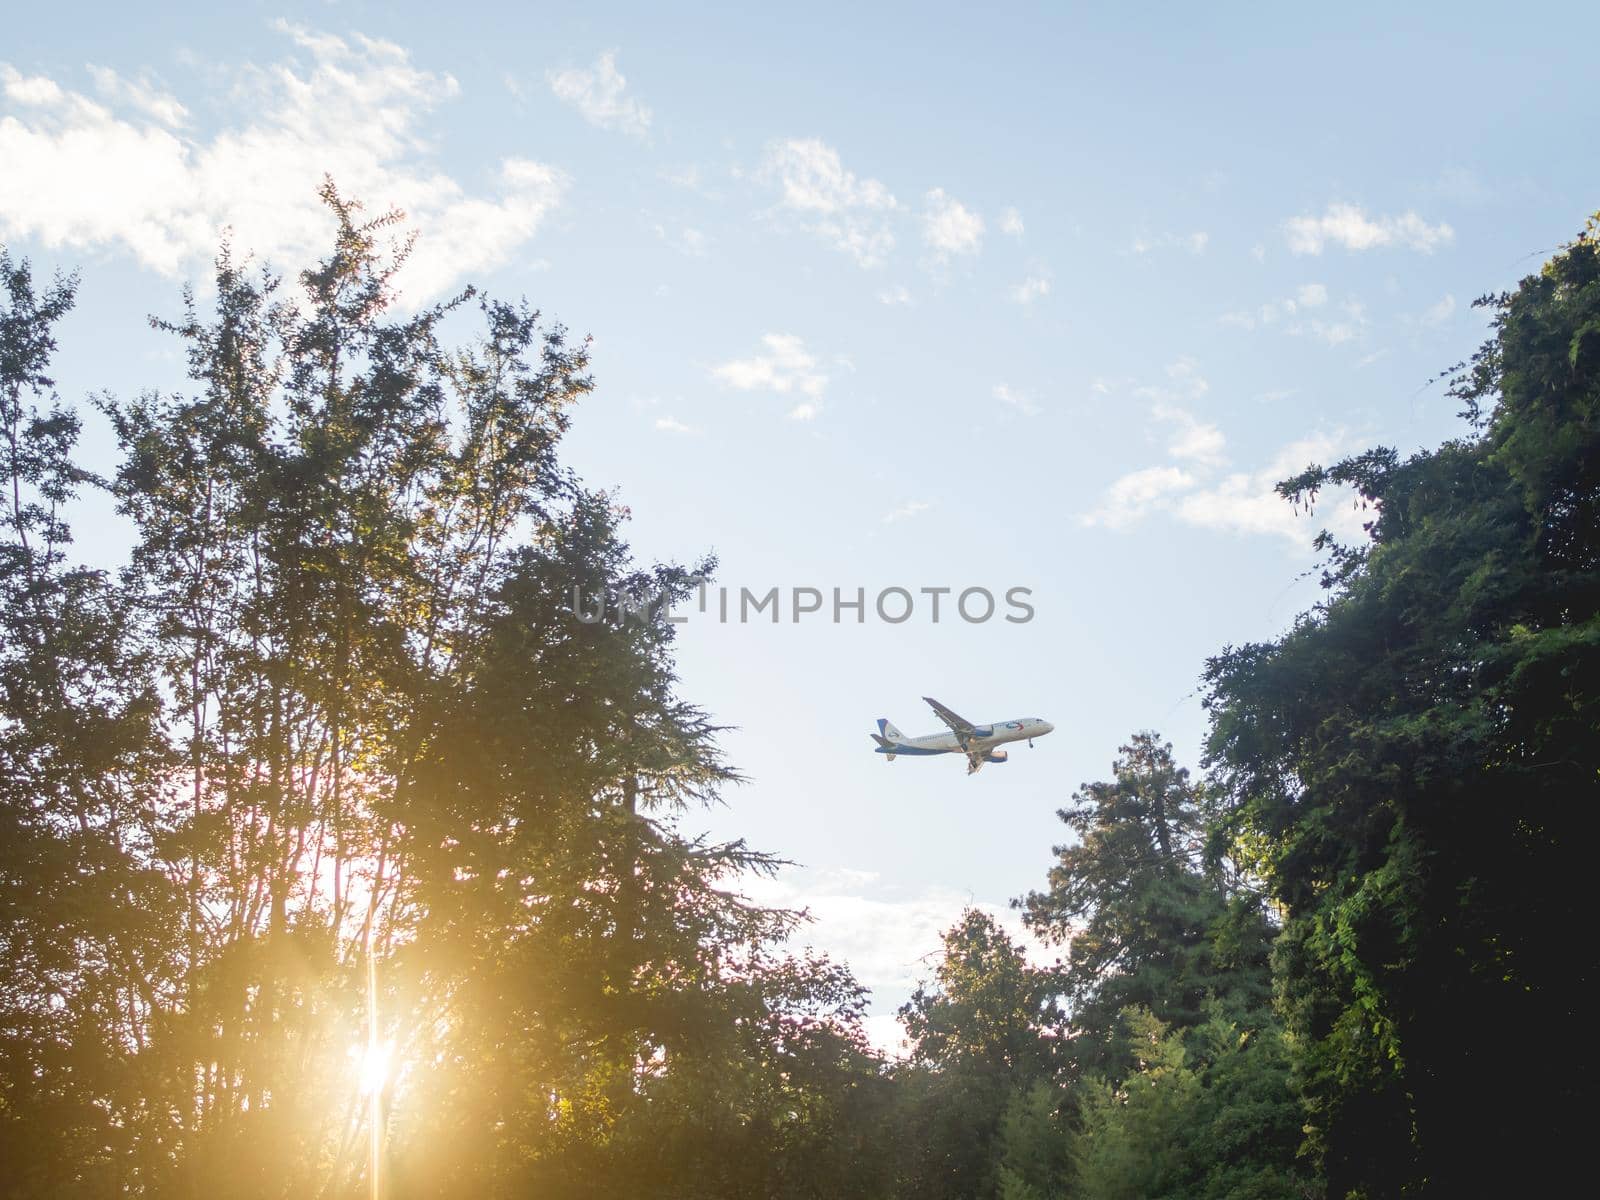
[873,718,902,762]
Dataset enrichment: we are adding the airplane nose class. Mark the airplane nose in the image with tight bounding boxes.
[1041,722,1055,735]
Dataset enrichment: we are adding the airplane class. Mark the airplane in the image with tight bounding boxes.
[871,696,1055,775]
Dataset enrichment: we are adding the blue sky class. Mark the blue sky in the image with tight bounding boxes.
[5,2,1596,1048]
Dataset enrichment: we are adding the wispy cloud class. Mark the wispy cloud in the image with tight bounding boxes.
[1000,206,1024,236]
[712,333,830,419]
[1135,356,1210,404]
[1082,465,1198,530]
[0,27,566,303]
[1131,230,1208,255]
[547,50,651,136]
[922,188,984,260]
[876,284,913,306]
[1009,269,1051,305]
[1153,403,1226,466]
[1170,433,1365,541]
[1083,360,1369,544]
[993,382,1040,416]
[1222,284,1366,346]
[1084,424,1367,544]
[652,221,708,256]
[86,64,187,127]
[1283,202,1453,254]
[1421,293,1456,326]
[654,416,696,434]
[760,138,899,267]
[883,500,931,524]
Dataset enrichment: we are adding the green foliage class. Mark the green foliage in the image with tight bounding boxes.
[993,1082,1074,1200]
[0,198,883,1198]
[889,843,1301,1200]
[1074,1007,1307,1200]
[893,910,1064,1200]
[1,250,182,1197]
[7,195,1597,1200]
[1205,220,1600,1194]
[1019,733,1277,1076]
[993,733,1310,1200]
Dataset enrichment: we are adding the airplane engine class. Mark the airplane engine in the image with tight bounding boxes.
[984,749,1009,763]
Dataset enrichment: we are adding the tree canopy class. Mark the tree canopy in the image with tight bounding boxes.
[0,193,879,1199]
[2,198,1596,1199]
[1204,220,1600,1196]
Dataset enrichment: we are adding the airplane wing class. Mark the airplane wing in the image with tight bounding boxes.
[922,696,977,737]
[924,698,991,774]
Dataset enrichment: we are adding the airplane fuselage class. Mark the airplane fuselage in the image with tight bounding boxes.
[873,716,1054,762]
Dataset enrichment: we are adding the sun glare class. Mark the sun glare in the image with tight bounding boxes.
[356,1040,393,1096]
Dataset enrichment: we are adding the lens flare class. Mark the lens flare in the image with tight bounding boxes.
[357,1039,392,1096]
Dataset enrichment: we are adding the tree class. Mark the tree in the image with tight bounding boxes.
[1018,733,1276,1077]
[1204,220,1600,1195]
[0,194,885,1197]
[1072,1006,1307,1200]
[892,909,1063,1200]
[992,1082,1075,1200]
[0,250,183,1196]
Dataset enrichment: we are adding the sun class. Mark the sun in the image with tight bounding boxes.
[356,1039,393,1096]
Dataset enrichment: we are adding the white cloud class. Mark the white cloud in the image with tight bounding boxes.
[1131,230,1208,255]
[922,187,984,258]
[1297,300,1367,346]
[864,1013,910,1058]
[1135,356,1210,404]
[652,221,707,256]
[1000,206,1024,236]
[1081,465,1197,530]
[654,415,695,434]
[1173,433,1366,541]
[1105,362,1226,471]
[1421,293,1456,326]
[1153,403,1226,466]
[546,50,651,137]
[1306,317,1359,344]
[1222,285,1365,345]
[993,382,1040,416]
[760,137,898,267]
[877,284,912,306]
[0,29,566,303]
[1084,419,1368,545]
[86,65,187,127]
[659,163,702,190]
[883,500,930,524]
[1283,202,1454,255]
[1083,358,1372,544]
[712,334,829,412]
[1010,270,1051,305]
[738,863,1052,1055]
[763,138,895,214]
